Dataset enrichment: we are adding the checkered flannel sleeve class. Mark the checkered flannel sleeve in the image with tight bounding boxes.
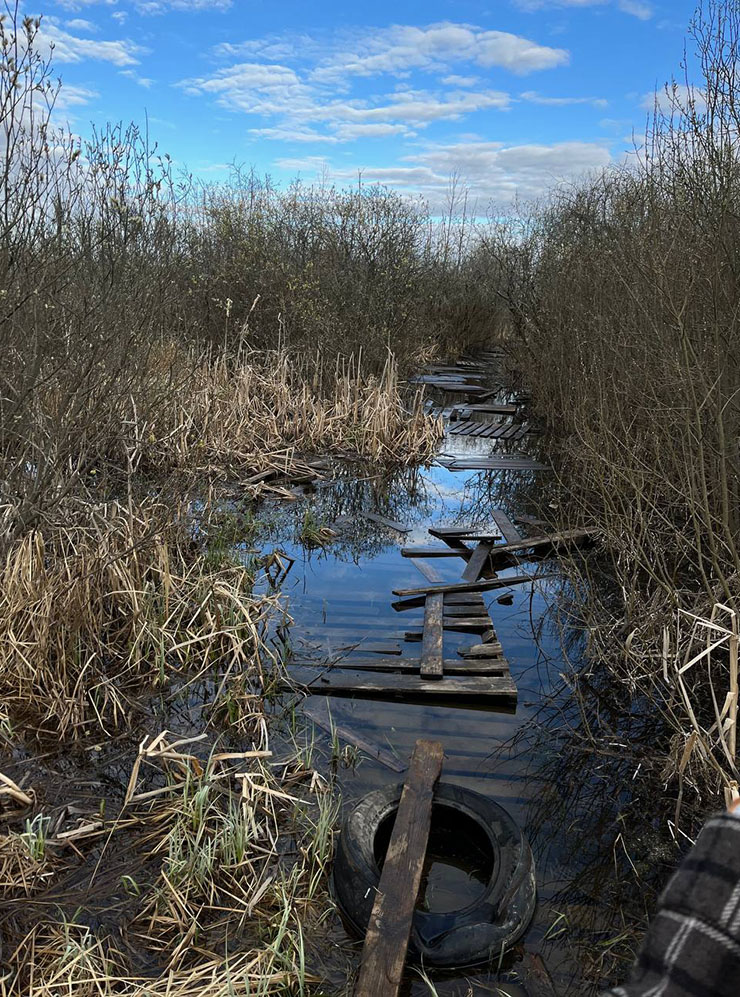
[604,812,740,997]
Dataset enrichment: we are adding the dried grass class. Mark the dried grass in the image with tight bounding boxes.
[0,733,339,997]
[0,500,280,739]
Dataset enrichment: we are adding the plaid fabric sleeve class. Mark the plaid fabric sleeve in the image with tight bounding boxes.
[603,812,740,997]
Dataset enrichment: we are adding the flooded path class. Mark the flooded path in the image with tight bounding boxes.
[252,355,604,995]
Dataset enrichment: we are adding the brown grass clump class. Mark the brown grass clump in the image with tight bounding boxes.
[0,735,341,997]
[146,347,443,478]
[0,500,280,740]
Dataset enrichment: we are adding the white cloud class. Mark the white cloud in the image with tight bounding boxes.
[65,18,98,31]
[442,75,481,87]
[275,139,613,209]
[53,83,99,109]
[515,0,653,17]
[310,23,568,81]
[54,0,118,10]
[640,83,707,113]
[39,19,143,66]
[522,89,607,107]
[120,68,155,87]
[135,0,232,12]
[180,59,513,143]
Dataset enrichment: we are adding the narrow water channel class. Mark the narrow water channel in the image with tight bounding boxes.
[250,356,612,995]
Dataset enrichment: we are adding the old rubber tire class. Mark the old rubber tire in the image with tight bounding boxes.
[331,782,536,968]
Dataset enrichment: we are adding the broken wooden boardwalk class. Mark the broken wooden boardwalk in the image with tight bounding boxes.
[281,589,517,704]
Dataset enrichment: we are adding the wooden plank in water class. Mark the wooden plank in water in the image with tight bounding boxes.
[303,702,405,773]
[355,739,443,997]
[412,558,443,583]
[458,643,506,659]
[489,529,594,561]
[491,509,521,545]
[420,593,444,680]
[444,591,485,605]
[362,512,411,534]
[428,526,501,543]
[462,542,494,583]
[446,456,548,472]
[393,573,535,598]
[285,666,517,701]
[401,545,472,559]
[290,656,510,676]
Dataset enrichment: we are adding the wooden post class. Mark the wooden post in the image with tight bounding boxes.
[354,739,444,997]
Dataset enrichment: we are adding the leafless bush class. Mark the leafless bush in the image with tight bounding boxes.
[499,0,740,805]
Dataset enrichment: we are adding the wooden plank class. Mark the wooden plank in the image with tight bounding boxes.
[491,509,521,545]
[284,666,518,701]
[393,574,535,598]
[513,513,546,528]
[411,558,443,583]
[362,512,411,534]
[303,702,405,773]
[355,740,443,997]
[288,657,509,675]
[489,529,594,561]
[442,603,490,618]
[446,457,548,472]
[457,643,506,659]
[462,542,494,583]
[444,592,485,605]
[401,546,472,559]
[428,526,501,543]
[420,593,444,680]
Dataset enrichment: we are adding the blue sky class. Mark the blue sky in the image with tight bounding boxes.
[32,0,698,210]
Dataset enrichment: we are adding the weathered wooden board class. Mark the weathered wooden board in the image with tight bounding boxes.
[514,513,547,528]
[457,643,506,659]
[355,740,443,997]
[444,592,486,605]
[442,603,489,618]
[489,529,594,561]
[411,558,443,583]
[428,525,501,543]
[401,546,472,559]
[491,509,521,545]
[420,593,444,680]
[285,667,517,701]
[290,656,509,676]
[393,591,487,612]
[461,542,494,583]
[393,573,535,598]
[452,403,517,416]
[445,456,548,472]
[362,512,411,534]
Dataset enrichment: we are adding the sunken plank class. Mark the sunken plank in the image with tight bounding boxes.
[420,593,444,680]
[412,558,443,583]
[284,667,517,701]
[355,739,444,997]
[457,643,507,659]
[362,512,411,534]
[288,656,509,675]
[401,546,473,559]
[303,702,405,773]
[491,509,521,545]
[461,542,494,583]
[393,573,535,598]
[445,456,548,472]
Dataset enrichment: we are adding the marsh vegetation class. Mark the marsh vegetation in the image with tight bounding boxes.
[4,0,740,993]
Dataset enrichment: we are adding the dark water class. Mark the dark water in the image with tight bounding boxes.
[246,379,625,996]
